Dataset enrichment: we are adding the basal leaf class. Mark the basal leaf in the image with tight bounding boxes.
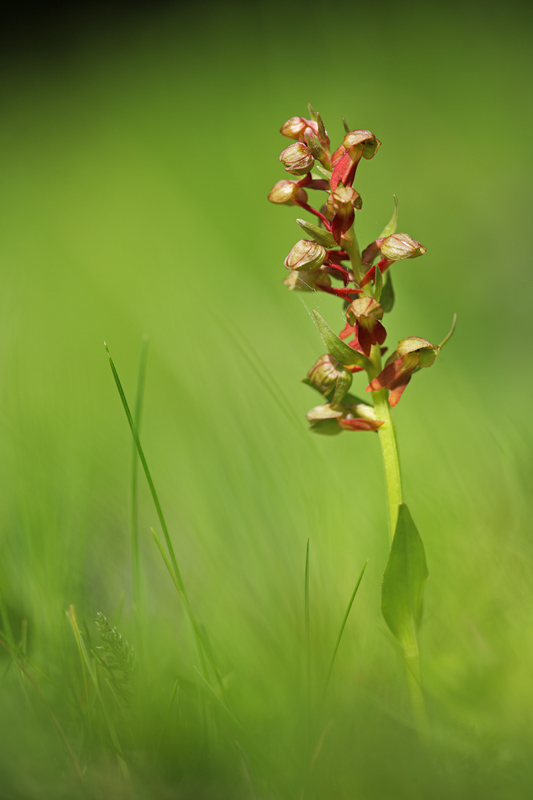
[381,504,428,658]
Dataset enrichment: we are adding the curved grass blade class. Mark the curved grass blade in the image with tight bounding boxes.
[131,335,149,628]
[321,560,368,705]
[105,343,227,699]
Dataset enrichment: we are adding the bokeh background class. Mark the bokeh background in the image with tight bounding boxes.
[1,1,532,797]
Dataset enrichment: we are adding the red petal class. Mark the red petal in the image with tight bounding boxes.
[338,417,384,432]
[366,359,404,392]
[374,320,387,346]
[389,377,411,406]
[330,151,356,193]
[339,323,355,340]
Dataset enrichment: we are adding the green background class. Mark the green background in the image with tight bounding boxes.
[1,1,532,797]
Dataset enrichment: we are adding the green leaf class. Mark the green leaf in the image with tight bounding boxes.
[313,164,333,180]
[381,504,428,658]
[380,271,395,313]
[296,218,337,248]
[312,311,373,371]
[374,263,383,301]
[316,112,327,143]
[379,194,399,239]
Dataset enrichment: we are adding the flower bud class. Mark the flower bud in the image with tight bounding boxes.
[279,142,314,176]
[280,116,319,141]
[379,233,426,261]
[268,180,308,206]
[283,269,331,292]
[285,239,327,271]
[306,354,353,402]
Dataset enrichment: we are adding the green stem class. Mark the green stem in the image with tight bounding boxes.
[404,646,428,731]
[343,227,364,284]
[371,385,403,541]
[343,224,403,540]
[344,223,426,727]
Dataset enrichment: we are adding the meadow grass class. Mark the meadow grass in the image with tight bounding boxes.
[1,2,533,797]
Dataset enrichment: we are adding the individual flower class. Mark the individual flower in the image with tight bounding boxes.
[306,399,384,434]
[327,186,362,244]
[330,130,381,193]
[366,337,439,406]
[346,297,387,356]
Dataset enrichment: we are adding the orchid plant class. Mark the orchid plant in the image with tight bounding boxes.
[268,105,455,722]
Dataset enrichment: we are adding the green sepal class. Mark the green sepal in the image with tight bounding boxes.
[312,311,373,371]
[381,504,429,658]
[373,263,383,301]
[307,103,318,121]
[379,194,399,239]
[309,418,342,436]
[313,165,333,180]
[316,112,327,143]
[380,271,395,313]
[342,392,369,406]
[297,219,337,248]
[332,368,353,405]
[342,117,350,134]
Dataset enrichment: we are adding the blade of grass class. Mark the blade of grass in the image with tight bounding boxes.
[304,538,310,688]
[150,527,208,680]
[106,343,229,704]
[105,343,185,596]
[131,335,149,631]
[155,678,180,759]
[321,560,368,706]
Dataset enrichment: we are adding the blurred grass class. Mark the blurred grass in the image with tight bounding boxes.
[0,1,532,797]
